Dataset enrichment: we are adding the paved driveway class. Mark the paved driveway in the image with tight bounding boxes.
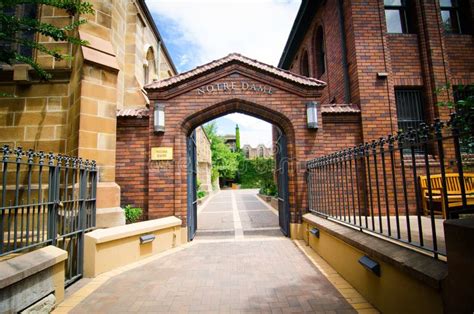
[66,190,367,313]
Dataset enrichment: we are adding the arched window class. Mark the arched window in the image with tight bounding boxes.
[315,27,326,78]
[144,47,156,85]
[300,51,310,77]
[259,146,265,158]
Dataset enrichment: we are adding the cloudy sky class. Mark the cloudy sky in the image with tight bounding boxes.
[146,0,301,147]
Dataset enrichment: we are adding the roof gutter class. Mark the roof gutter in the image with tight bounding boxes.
[136,0,178,74]
[278,0,318,69]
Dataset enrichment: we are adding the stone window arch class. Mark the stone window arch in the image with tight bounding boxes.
[258,146,265,158]
[314,26,326,78]
[144,46,156,85]
[300,50,310,77]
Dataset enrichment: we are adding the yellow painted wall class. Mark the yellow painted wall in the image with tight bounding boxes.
[84,224,185,278]
[303,221,444,314]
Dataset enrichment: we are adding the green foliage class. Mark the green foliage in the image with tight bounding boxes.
[259,181,278,197]
[238,157,275,189]
[203,122,239,180]
[235,124,241,152]
[197,190,206,199]
[436,84,474,153]
[123,205,142,224]
[0,0,94,82]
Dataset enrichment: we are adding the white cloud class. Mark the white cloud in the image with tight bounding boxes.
[146,0,301,69]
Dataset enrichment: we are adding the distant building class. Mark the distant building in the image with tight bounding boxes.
[223,134,237,152]
[196,127,212,193]
[242,144,272,159]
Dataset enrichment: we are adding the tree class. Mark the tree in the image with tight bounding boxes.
[203,122,239,180]
[436,84,474,153]
[235,124,240,152]
[0,0,93,82]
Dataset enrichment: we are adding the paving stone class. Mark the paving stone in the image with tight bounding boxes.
[69,190,355,313]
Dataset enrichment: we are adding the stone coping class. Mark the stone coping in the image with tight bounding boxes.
[0,246,67,289]
[303,213,448,289]
[86,216,182,244]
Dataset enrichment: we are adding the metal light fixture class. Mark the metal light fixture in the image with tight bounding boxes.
[154,102,165,133]
[358,255,380,276]
[306,101,319,129]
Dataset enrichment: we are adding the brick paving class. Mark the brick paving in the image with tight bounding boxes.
[69,190,357,313]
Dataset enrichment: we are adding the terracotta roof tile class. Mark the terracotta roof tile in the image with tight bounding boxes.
[321,104,360,114]
[145,53,326,90]
[117,108,149,118]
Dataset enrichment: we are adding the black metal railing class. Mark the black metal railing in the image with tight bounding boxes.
[1,145,97,285]
[307,114,474,259]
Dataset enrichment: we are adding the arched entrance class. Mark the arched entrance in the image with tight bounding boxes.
[183,100,293,240]
[144,53,325,241]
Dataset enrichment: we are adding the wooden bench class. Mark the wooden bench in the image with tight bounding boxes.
[419,173,474,218]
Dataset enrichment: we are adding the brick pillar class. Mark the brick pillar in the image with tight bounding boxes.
[415,0,453,123]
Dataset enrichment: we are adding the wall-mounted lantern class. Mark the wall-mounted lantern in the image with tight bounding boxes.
[306,101,319,129]
[154,102,165,133]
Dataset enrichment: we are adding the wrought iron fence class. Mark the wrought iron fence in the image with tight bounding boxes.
[1,145,97,285]
[307,113,474,259]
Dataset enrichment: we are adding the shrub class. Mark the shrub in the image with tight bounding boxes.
[259,182,278,197]
[123,205,142,224]
[198,191,207,198]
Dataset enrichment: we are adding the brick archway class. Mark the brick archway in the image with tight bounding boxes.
[118,53,330,239]
[182,98,296,238]
[182,98,294,137]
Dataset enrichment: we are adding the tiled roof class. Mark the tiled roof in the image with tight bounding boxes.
[116,108,149,118]
[321,104,360,114]
[145,53,326,90]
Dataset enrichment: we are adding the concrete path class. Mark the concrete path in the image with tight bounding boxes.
[196,189,281,239]
[64,190,376,313]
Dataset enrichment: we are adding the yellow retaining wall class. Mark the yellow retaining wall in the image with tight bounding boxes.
[303,214,446,314]
[84,216,184,278]
[0,246,67,312]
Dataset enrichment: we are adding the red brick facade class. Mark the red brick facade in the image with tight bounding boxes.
[116,117,149,216]
[280,0,473,141]
[278,0,472,216]
[116,56,362,229]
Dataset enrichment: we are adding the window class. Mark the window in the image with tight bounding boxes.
[0,4,38,59]
[300,51,309,77]
[259,147,265,158]
[384,0,412,33]
[144,47,156,85]
[440,0,471,34]
[395,89,425,132]
[314,27,326,78]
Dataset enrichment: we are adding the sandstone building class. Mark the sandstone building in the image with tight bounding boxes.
[196,127,212,194]
[242,144,273,159]
[0,0,176,226]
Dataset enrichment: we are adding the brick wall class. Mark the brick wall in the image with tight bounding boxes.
[116,117,149,215]
[285,0,473,145]
[118,62,365,227]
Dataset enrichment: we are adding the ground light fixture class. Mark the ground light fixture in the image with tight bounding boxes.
[306,101,319,129]
[154,102,165,133]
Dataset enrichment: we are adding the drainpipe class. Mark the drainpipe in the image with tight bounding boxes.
[337,0,351,104]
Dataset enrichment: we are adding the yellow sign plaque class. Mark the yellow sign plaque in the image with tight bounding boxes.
[151,147,173,161]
